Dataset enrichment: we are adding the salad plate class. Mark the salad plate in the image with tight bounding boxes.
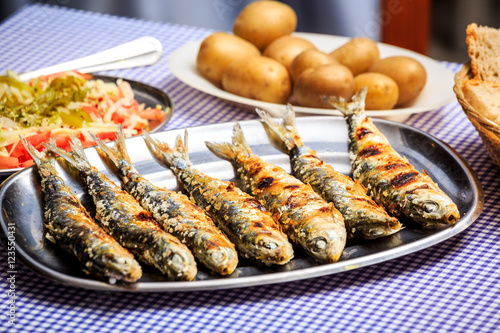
[0,75,173,176]
[169,32,455,122]
[0,117,483,292]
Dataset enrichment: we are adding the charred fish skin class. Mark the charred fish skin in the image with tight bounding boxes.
[257,107,403,240]
[143,132,294,266]
[325,88,460,228]
[92,129,238,276]
[21,138,142,284]
[46,138,197,281]
[290,145,403,239]
[206,124,347,264]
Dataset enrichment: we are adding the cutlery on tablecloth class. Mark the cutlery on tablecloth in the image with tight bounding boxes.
[11,36,163,81]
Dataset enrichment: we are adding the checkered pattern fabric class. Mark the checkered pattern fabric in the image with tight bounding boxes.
[1,5,499,333]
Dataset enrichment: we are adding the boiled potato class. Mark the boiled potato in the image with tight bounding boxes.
[354,73,399,110]
[263,35,316,74]
[369,56,427,106]
[330,37,380,76]
[290,49,338,83]
[294,64,354,108]
[233,1,297,51]
[222,56,291,104]
[196,32,261,86]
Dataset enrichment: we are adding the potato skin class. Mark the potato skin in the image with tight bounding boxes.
[263,35,316,74]
[290,49,338,83]
[233,1,297,51]
[222,56,292,104]
[369,56,427,106]
[196,32,261,86]
[294,64,354,108]
[330,37,380,76]
[354,73,399,110]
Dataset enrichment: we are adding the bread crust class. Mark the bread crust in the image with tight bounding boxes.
[466,23,500,83]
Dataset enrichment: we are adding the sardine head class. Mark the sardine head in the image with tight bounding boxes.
[254,234,294,266]
[406,191,460,228]
[350,216,402,240]
[205,246,238,275]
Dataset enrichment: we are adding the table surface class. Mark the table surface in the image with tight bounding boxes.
[1,4,499,333]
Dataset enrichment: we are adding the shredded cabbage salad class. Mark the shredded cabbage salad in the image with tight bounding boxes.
[0,71,165,170]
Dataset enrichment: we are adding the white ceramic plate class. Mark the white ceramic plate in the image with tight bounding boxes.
[169,32,456,122]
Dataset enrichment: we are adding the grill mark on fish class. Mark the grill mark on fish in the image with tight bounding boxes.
[356,127,372,140]
[244,198,267,211]
[247,163,263,178]
[46,137,198,281]
[258,177,275,190]
[135,211,153,221]
[378,162,408,171]
[206,123,346,263]
[359,144,385,157]
[144,132,294,266]
[350,197,373,203]
[303,154,323,163]
[405,184,431,194]
[391,172,419,188]
[323,87,460,228]
[255,105,402,240]
[92,128,239,276]
[319,206,331,213]
[21,140,142,284]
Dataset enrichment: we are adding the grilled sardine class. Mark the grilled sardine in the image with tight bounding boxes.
[22,138,142,284]
[143,131,294,266]
[91,127,238,275]
[206,123,346,263]
[324,88,460,228]
[45,137,197,281]
[257,106,402,239]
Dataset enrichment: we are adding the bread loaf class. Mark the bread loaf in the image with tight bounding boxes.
[462,79,500,124]
[466,23,500,82]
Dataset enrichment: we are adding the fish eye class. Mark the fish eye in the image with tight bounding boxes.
[422,201,440,213]
[368,229,384,237]
[262,241,278,250]
[210,251,225,262]
[311,236,327,251]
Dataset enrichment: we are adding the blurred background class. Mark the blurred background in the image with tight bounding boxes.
[1,0,499,63]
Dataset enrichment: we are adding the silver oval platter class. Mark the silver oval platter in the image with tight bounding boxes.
[0,117,483,292]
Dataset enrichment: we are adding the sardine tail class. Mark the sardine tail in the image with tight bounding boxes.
[90,126,131,168]
[257,105,300,153]
[232,122,252,154]
[144,131,192,170]
[205,123,250,162]
[205,141,236,162]
[45,135,91,171]
[322,87,368,116]
[19,135,44,165]
[174,130,190,161]
[20,136,57,174]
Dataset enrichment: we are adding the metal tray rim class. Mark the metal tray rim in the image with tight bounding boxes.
[0,117,484,292]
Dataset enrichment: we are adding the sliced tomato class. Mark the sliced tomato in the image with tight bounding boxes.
[82,104,101,119]
[0,156,20,169]
[95,132,116,141]
[136,108,164,120]
[19,160,35,168]
[10,131,51,159]
[111,111,127,124]
[52,133,74,151]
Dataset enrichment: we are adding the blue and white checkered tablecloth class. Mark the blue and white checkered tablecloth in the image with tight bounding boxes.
[1,4,499,333]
